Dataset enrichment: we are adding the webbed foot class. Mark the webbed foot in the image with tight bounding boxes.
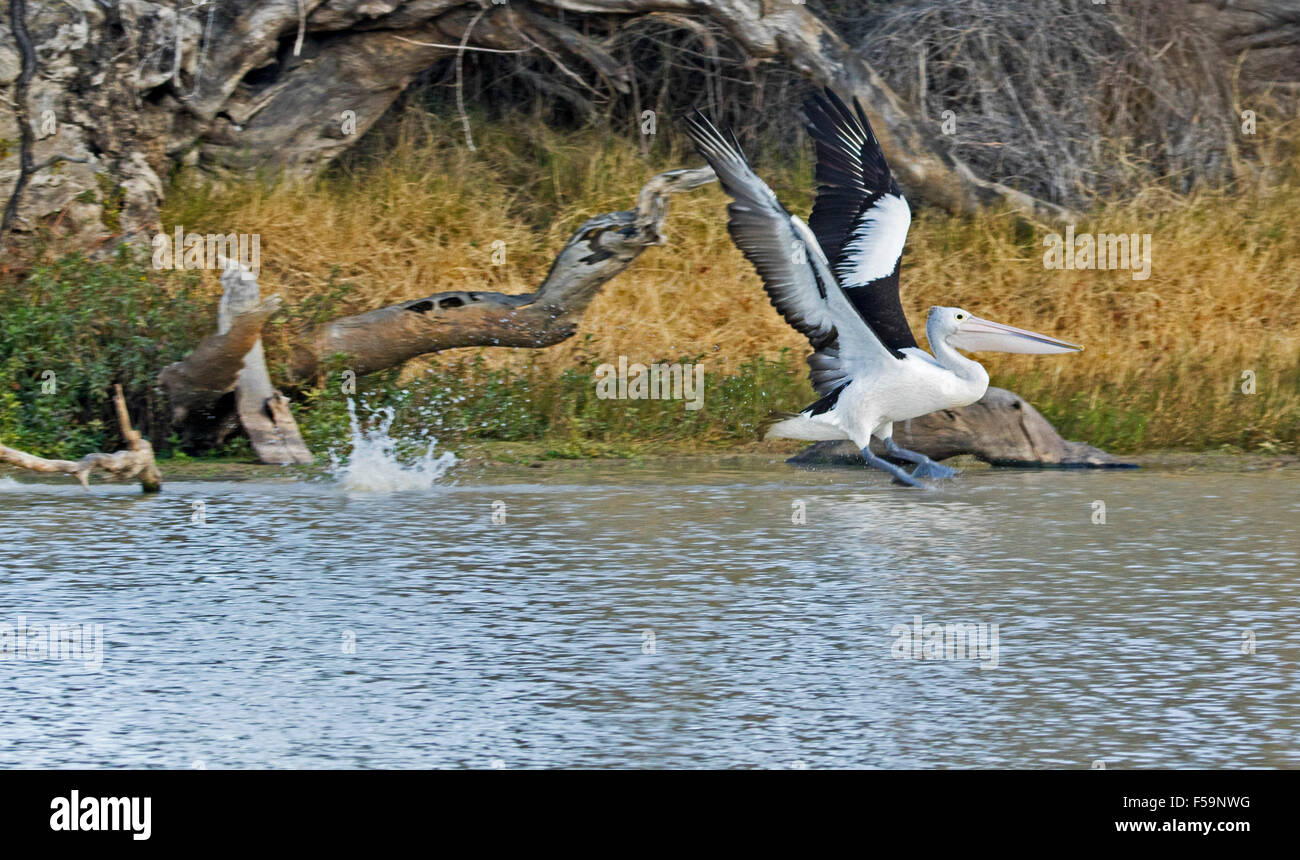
[909,460,960,481]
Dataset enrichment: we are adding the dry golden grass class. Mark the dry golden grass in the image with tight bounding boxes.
[164,111,1300,451]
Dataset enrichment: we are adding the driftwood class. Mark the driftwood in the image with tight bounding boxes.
[158,261,312,463]
[215,260,313,464]
[157,166,712,459]
[789,387,1134,469]
[0,385,162,491]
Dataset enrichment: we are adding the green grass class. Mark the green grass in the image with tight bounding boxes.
[0,248,813,462]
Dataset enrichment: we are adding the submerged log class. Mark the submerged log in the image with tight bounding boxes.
[788,387,1135,469]
[0,385,162,491]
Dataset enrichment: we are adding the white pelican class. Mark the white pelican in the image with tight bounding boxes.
[685,90,1081,488]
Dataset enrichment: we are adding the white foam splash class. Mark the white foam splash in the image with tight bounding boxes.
[329,400,456,492]
[0,477,25,492]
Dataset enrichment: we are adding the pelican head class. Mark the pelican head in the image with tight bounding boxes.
[928,306,1082,355]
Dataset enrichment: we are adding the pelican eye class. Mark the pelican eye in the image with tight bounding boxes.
[955,313,966,321]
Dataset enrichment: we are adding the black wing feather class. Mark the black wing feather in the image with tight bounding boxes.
[804,88,918,356]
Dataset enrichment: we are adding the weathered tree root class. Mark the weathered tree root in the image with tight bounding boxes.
[0,385,163,491]
[1,0,1081,253]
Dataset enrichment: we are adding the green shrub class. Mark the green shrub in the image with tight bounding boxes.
[0,247,213,458]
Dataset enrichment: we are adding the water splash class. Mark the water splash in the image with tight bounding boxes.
[329,400,456,492]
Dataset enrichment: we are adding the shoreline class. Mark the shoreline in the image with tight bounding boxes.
[3,442,1297,485]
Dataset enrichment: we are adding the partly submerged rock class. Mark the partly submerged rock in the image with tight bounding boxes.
[788,387,1137,469]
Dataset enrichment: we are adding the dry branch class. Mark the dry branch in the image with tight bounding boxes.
[858,0,1242,205]
[152,165,714,456]
[0,385,163,491]
[158,296,283,424]
[215,261,313,465]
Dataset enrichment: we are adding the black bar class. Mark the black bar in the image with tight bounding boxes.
[0,770,1284,847]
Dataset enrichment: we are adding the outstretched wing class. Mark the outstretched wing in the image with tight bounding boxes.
[684,111,896,398]
[804,88,918,358]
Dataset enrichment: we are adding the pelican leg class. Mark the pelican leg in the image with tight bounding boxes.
[882,438,961,480]
[860,446,931,489]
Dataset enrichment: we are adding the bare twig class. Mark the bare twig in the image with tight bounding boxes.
[389,34,531,54]
[0,385,162,492]
[858,0,1240,203]
[294,0,306,57]
[456,7,488,152]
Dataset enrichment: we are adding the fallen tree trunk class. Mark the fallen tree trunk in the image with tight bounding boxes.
[788,387,1134,469]
[285,166,714,380]
[0,384,162,491]
[155,165,713,443]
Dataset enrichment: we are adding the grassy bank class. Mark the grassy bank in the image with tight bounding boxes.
[3,109,1297,459]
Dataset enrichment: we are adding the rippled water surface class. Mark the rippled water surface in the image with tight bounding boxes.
[1,462,1297,768]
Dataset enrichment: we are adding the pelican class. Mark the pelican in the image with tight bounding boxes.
[685,90,1081,488]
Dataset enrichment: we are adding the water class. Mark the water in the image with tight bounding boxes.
[327,402,456,492]
[0,461,1297,769]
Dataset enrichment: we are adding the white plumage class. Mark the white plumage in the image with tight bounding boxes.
[841,193,911,285]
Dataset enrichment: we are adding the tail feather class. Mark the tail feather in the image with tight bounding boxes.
[760,411,850,442]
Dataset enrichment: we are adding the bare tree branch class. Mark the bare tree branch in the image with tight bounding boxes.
[0,385,163,491]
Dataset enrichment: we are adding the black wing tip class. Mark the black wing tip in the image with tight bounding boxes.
[801,91,832,134]
[803,87,880,146]
[803,87,899,198]
[684,109,748,164]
